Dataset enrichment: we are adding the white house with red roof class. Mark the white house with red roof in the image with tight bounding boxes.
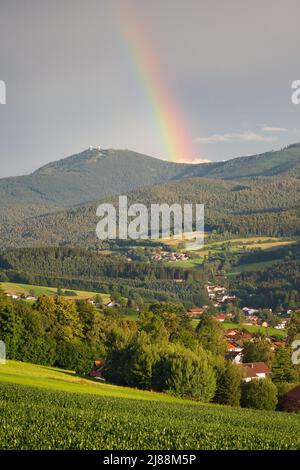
[240,362,271,382]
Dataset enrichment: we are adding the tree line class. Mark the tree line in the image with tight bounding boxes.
[0,247,209,305]
[1,290,300,410]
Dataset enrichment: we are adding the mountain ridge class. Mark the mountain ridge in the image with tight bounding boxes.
[1,143,300,242]
[1,143,300,208]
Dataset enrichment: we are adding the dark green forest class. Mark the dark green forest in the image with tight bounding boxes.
[1,175,300,248]
[0,247,209,305]
[231,245,300,311]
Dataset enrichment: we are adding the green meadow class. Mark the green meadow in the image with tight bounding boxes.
[163,237,295,268]
[0,360,184,403]
[0,282,111,302]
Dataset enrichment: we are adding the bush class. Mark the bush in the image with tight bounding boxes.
[154,345,216,402]
[241,378,278,411]
[276,381,299,398]
[215,361,242,406]
[55,341,94,374]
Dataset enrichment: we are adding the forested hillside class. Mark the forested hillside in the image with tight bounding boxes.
[1,175,299,248]
[0,148,192,209]
[0,247,208,304]
[1,143,300,248]
[231,244,300,311]
[1,143,300,209]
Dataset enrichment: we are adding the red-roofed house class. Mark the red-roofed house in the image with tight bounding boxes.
[214,313,227,322]
[186,308,204,318]
[240,362,271,382]
[225,329,239,337]
[226,340,243,353]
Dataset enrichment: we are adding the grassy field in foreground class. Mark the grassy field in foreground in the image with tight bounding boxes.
[0,282,111,302]
[0,361,300,450]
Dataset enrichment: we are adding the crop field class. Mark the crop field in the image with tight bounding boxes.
[1,380,300,450]
[0,361,300,450]
[0,282,111,302]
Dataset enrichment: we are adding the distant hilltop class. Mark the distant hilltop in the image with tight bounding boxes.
[89,145,101,151]
[0,142,300,211]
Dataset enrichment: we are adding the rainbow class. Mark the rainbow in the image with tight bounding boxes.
[112,2,195,162]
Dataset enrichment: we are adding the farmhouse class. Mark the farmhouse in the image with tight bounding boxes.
[214,313,232,322]
[243,307,258,316]
[21,294,37,301]
[275,319,289,329]
[151,251,189,262]
[106,301,120,308]
[238,331,253,342]
[214,313,226,322]
[226,340,243,353]
[271,340,286,350]
[186,308,205,318]
[5,293,19,299]
[240,362,271,382]
[224,328,239,338]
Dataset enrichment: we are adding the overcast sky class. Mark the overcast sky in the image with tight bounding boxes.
[0,0,300,176]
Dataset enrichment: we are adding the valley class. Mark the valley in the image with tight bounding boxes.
[1,144,300,450]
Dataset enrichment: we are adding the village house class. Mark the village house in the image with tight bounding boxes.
[275,319,289,329]
[227,351,243,364]
[243,307,258,316]
[220,294,236,303]
[224,328,239,338]
[240,362,271,382]
[105,301,121,308]
[6,293,19,299]
[214,312,233,322]
[213,313,227,322]
[22,295,37,301]
[226,340,243,353]
[270,340,286,351]
[186,308,205,319]
[151,251,189,262]
[239,331,253,342]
